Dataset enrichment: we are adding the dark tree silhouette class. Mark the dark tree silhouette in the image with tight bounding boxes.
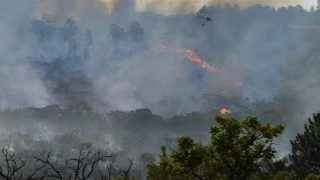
[0,146,26,180]
[290,113,320,175]
[33,153,63,180]
[148,116,284,180]
[97,157,133,180]
[34,146,112,180]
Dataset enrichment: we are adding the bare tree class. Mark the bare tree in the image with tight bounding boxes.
[0,146,26,180]
[33,152,63,180]
[119,160,133,180]
[65,147,111,180]
[34,146,112,180]
[0,145,134,180]
[0,146,54,180]
[97,158,134,180]
[97,156,118,180]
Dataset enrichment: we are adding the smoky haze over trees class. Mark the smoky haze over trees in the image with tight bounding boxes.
[2,0,320,117]
[1,0,320,179]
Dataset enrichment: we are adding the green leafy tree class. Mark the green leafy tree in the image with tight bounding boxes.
[290,113,320,176]
[305,173,320,180]
[147,116,284,180]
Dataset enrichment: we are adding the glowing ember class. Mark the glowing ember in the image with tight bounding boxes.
[183,49,218,72]
[219,108,231,115]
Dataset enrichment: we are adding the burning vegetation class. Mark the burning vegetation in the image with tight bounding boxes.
[180,48,220,72]
[219,107,231,115]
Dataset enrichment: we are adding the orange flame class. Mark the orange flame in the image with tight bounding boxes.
[183,49,219,72]
[158,44,221,73]
[219,108,231,115]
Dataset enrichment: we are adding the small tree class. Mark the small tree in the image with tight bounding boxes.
[0,146,26,180]
[147,116,284,180]
[290,113,320,175]
[34,145,112,180]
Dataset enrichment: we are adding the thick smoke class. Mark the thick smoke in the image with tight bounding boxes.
[34,0,88,19]
[0,0,319,117]
[0,0,53,109]
[1,0,320,156]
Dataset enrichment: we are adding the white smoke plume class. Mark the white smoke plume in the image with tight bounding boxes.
[0,0,53,109]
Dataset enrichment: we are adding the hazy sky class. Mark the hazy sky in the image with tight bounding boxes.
[99,0,317,14]
[34,0,317,18]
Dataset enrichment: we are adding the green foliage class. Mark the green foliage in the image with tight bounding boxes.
[290,113,320,175]
[305,174,320,180]
[147,116,284,180]
[270,171,296,180]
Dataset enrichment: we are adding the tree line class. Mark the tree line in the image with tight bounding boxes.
[147,114,320,180]
[0,144,135,180]
[1,113,320,179]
